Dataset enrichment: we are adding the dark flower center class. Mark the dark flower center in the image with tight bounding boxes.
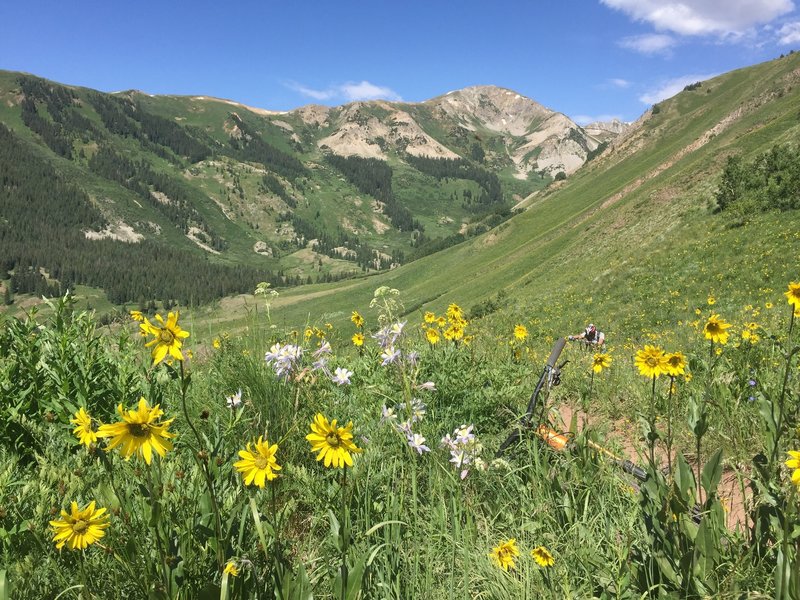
[254,455,269,470]
[326,432,341,447]
[73,519,89,534]
[159,329,175,344]
[128,423,150,438]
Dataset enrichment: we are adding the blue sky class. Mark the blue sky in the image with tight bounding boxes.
[2,0,800,124]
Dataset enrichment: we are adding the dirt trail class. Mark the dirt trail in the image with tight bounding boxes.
[552,404,751,531]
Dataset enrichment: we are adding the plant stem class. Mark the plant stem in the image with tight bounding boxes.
[666,377,674,477]
[341,466,349,600]
[178,360,225,571]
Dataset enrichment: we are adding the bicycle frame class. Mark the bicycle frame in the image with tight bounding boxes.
[496,337,567,456]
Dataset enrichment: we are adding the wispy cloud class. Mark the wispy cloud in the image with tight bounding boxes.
[639,73,717,105]
[777,21,800,44]
[619,33,676,55]
[601,0,794,36]
[572,114,626,126]
[285,80,402,103]
[608,78,632,88]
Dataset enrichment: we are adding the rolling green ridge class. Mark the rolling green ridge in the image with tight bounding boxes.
[0,74,586,307]
[205,53,800,337]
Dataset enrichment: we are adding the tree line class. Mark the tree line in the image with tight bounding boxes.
[403,154,503,206]
[715,143,800,214]
[0,122,278,305]
[325,154,422,232]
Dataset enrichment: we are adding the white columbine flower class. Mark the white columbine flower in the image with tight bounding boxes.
[407,433,430,454]
[226,389,242,409]
[331,367,353,386]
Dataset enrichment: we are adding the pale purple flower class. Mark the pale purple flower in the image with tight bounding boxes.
[265,343,304,380]
[442,424,481,480]
[410,399,426,423]
[313,341,332,358]
[393,419,414,437]
[331,367,353,386]
[226,389,242,409]
[454,424,474,445]
[312,357,330,374]
[407,433,430,454]
[417,381,436,392]
[381,405,397,422]
[404,351,419,367]
[381,346,401,366]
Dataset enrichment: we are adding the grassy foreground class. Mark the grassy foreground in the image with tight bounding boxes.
[1,280,799,599]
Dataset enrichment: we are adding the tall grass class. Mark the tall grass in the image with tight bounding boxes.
[0,284,798,598]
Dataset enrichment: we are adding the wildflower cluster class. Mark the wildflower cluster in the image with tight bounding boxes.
[441,424,483,479]
[382,397,430,453]
[421,303,470,345]
[634,345,687,379]
[264,342,304,379]
[489,538,555,572]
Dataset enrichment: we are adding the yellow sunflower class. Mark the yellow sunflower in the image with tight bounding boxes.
[664,351,687,377]
[703,314,732,345]
[129,310,144,322]
[513,324,528,341]
[97,397,175,465]
[70,407,97,447]
[424,311,436,324]
[223,561,239,577]
[785,282,800,311]
[425,327,440,345]
[592,353,612,373]
[306,413,361,469]
[489,538,519,571]
[352,332,365,347]
[351,311,365,328]
[140,312,190,365]
[786,450,800,488]
[531,545,555,568]
[49,500,110,550]
[634,345,667,379]
[234,436,281,487]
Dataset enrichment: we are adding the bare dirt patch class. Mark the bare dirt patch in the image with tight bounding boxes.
[553,404,750,530]
[84,221,143,243]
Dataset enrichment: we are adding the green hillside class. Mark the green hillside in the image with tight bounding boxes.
[209,53,800,338]
[0,74,574,308]
[3,55,800,599]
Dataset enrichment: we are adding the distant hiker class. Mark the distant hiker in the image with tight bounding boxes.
[568,323,605,347]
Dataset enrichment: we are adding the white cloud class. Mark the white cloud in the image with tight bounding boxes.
[601,0,794,36]
[286,80,402,103]
[339,81,402,102]
[639,73,717,104]
[608,78,632,88]
[619,33,676,55]
[777,20,800,43]
[572,114,626,125]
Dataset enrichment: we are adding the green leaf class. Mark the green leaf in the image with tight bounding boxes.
[701,448,723,498]
[0,569,9,600]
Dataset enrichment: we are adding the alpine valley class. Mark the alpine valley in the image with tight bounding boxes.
[0,70,624,307]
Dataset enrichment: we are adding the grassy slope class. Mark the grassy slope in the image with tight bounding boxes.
[198,54,800,337]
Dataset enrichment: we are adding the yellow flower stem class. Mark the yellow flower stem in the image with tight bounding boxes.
[145,463,172,597]
[340,466,350,600]
[648,375,657,467]
[666,377,674,478]
[77,551,90,600]
[178,360,225,571]
[248,494,270,564]
[95,453,150,596]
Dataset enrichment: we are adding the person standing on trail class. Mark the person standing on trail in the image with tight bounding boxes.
[568,323,605,346]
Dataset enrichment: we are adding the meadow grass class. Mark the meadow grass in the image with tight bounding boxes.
[1,282,798,598]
